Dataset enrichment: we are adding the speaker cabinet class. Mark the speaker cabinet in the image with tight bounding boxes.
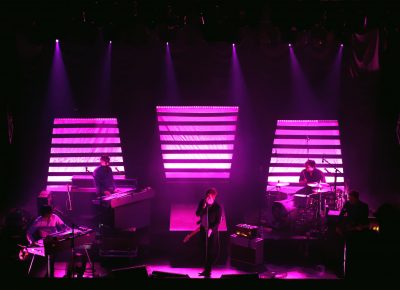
[110,265,149,278]
[230,234,264,265]
[221,273,259,279]
[150,271,190,278]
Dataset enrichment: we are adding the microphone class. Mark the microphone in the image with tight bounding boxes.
[85,166,89,173]
[322,154,325,163]
[114,167,120,173]
[324,168,330,174]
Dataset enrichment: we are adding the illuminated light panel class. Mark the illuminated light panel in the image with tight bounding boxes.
[53,128,120,134]
[158,116,238,122]
[157,106,239,180]
[51,147,122,154]
[160,135,235,142]
[51,137,121,144]
[164,163,231,169]
[272,148,342,155]
[161,144,234,150]
[165,172,230,178]
[47,118,126,187]
[275,129,340,136]
[267,120,345,193]
[159,125,237,132]
[48,166,125,172]
[274,139,341,145]
[269,167,344,173]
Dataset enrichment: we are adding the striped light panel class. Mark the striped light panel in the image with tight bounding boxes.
[156,106,239,180]
[46,118,126,189]
[267,120,345,194]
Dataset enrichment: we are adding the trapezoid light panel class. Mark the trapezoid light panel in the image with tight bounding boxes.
[156,106,239,181]
[47,118,126,190]
[267,120,345,194]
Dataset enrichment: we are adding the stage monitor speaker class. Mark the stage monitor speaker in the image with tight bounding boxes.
[150,271,190,278]
[221,273,259,279]
[110,265,149,278]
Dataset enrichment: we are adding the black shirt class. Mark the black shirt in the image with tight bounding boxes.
[196,199,222,233]
[339,200,369,227]
[299,168,325,183]
[93,165,115,196]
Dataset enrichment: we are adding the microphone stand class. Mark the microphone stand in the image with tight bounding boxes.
[322,158,342,196]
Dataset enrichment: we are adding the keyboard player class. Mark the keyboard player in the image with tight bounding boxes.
[25,205,70,277]
[93,155,117,197]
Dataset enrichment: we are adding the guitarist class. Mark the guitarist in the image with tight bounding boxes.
[336,190,370,236]
[195,188,222,278]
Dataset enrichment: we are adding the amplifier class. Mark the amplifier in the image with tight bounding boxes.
[234,224,259,239]
[230,234,264,265]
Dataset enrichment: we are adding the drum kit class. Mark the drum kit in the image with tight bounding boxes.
[265,181,345,234]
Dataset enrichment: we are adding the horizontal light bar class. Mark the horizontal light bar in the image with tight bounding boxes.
[156,106,239,113]
[162,153,232,160]
[159,125,237,132]
[275,129,339,136]
[277,120,338,126]
[49,156,124,163]
[267,176,344,183]
[270,157,343,164]
[274,139,341,145]
[48,166,125,172]
[158,116,238,122]
[161,144,234,150]
[269,167,344,173]
[272,148,342,155]
[47,175,127,182]
[52,128,120,134]
[165,172,230,178]
[51,137,121,144]
[51,147,122,154]
[164,163,231,169]
[54,118,117,124]
[160,135,235,141]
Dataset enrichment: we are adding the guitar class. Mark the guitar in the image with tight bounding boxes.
[183,226,200,243]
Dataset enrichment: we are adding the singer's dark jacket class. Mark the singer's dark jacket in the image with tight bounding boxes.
[196,199,222,233]
[93,165,115,196]
[338,200,369,227]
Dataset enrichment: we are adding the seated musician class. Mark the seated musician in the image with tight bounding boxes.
[336,190,369,235]
[93,155,116,197]
[296,159,326,196]
[25,205,70,277]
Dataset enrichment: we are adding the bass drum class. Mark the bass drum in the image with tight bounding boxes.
[271,198,296,231]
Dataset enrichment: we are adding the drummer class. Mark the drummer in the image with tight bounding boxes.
[296,159,327,196]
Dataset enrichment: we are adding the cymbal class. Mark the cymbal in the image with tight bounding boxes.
[268,182,290,187]
[312,188,331,193]
[307,182,330,188]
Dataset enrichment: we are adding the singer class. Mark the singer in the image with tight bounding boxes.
[195,188,222,277]
[93,155,116,197]
[296,159,326,195]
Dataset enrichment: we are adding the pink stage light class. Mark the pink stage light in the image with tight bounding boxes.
[47,118,125,187]
[275,129,340,136]
[159,125,237,132]
[162,153,232,160]
[157,115,238,122]
[159,134,235,142]
[164,163,231,169]
[161,144,234,150]
[165,172,230,179]
[51,147,122,154]
[157,106,239,179]
[51,137,121,144]
[267,119,345,193]
[52,127,120,134]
